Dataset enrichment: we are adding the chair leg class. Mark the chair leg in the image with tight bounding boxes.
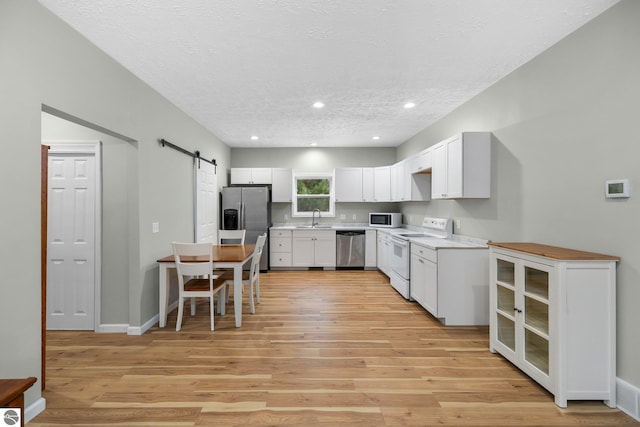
[209,296,215,331]
[176,297,184,332]
[190,297,196,316]
[255,276,261,304]
[248,282,255,314]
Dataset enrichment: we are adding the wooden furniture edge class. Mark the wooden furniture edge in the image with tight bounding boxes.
[0,377,37,405]
[488,241,620,261]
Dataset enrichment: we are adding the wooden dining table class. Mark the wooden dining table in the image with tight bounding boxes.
[157,244,255,328]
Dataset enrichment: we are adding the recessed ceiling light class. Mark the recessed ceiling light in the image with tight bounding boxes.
[313,101,325,109]
[404,102,416,109]
[372,136,381,140]
[250,135,259,140]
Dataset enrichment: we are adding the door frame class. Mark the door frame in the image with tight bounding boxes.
[44,141,102,331]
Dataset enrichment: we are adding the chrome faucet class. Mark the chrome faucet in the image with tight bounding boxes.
[311,209,320,228]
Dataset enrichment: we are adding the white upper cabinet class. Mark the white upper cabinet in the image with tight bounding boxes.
[431,132,491,199]
[410,148,432,173]
[271,168,292,202]
[362,168,375,202]
[334,168,364,202]
[230,168,272,185]
[373,166,391,202]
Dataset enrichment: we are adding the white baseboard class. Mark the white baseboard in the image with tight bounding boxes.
[96,323,129,333]
[617,377,640,421]
[24,396,46,424]
[127,312,160,336]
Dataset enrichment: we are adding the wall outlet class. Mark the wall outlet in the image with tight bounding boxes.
[152,222,159,233]
[340,214,346,220]
[409,215,413,223]
[352,214,357,220]
[284,214,289,220]
[456,219,461,229]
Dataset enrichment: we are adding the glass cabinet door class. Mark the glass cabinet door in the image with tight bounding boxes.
[495,258,516,352]
[522,263,551,375]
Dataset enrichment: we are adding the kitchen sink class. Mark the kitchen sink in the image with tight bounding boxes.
[294,225,332,229]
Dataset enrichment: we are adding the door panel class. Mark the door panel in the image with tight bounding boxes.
[47,153,96,330]
[195,160,217,243]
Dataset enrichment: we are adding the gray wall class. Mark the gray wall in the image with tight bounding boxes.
[397,1,640,388]
[231,147,398,224]
[0,0,230,410]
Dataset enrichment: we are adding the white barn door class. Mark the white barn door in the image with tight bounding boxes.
[195,159,217,243]
[47,143,101,330]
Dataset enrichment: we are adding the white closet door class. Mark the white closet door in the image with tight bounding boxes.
[47,147,97,330]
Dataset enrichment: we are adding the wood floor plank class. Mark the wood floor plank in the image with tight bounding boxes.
[31,270,638,426]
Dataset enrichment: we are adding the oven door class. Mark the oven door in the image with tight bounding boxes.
[390,237,410,280]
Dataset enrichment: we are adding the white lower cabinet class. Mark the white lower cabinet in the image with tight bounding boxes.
[376,230,392,276]
[364,229,377,269]
[411,243,489,326]
[270,229,292,267]
[489,243,618,408]
[292,229,336,268]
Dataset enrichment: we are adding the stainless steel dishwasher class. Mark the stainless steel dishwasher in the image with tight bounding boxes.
[336,230,365,268]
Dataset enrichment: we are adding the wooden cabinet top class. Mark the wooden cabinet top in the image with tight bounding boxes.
[488,242,620,261]
[0,377,36,405]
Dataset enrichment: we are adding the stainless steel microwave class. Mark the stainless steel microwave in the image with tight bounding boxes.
[369,212,402,228]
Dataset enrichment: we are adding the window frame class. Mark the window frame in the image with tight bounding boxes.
[292,172,335,217]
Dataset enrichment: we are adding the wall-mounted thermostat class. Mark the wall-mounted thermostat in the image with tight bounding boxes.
[605,179,630,198]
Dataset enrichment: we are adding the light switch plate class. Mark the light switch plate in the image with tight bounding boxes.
[152,222,159,233]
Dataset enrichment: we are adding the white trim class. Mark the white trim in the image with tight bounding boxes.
[292,171,335,217]
[45,141,102,332]
[127,311,164,336]
[617,377,640,421]
[24,397,46,424]
[96,324,130,333]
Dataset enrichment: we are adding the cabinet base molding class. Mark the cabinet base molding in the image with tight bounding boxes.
[617,378,640,422]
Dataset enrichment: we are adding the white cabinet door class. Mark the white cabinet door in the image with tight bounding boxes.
[230,168,253,185]
[431,141,448,199]
[362,168,375,202]
[365,230,377,268]
[423,257,438,317]
[272,168,292,202]
[292,236,315,266]
[314,232,336,267]
[374,166,391,202]
[445,136,463,198]
[292,230,336,268]
[251,168,272,184]
[230,168,272,184]
[411,148,432,173]
[335,168,363,202]
[431,132,490,199]
[410,252,426,305]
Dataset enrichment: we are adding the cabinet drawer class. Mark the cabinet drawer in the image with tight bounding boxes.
[411,244,437,263]
[271,229,292,238]
[270,253,292,267]
[271,237,292,252]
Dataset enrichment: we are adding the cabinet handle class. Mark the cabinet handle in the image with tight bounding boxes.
[513,308,522,313]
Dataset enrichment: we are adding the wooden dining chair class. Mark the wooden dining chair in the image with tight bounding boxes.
[220,233,267,314]
[172,242,227,331]
[218,229,246,245]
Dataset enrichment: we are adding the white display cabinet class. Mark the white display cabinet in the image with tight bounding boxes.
[489,242,618,408]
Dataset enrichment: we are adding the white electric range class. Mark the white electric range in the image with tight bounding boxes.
[382,218,490,325]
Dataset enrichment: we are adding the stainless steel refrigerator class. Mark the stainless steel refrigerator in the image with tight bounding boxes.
[221,186,271,271]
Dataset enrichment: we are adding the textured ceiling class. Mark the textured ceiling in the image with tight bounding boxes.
[38,0,618,148]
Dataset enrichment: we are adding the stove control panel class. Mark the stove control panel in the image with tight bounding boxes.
[422,217,451,231]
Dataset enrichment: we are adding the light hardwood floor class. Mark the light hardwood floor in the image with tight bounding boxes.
[33,270,636,426]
